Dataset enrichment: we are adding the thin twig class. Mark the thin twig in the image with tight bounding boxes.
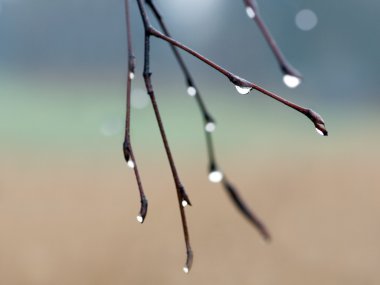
[146,27,328,135]
[146,0,271,240]
[123,0,148,223]
[243,0,302,83]
[136,0,193,273]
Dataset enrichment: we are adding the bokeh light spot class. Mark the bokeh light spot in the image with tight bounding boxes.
[295,9,318,31]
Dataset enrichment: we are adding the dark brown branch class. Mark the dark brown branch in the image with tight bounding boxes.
[243,0,302,88]
[123,0,148,223]
[136,0,193,273]
[146,27,328,136]
[146,0,271,240]
[223,179,271,240]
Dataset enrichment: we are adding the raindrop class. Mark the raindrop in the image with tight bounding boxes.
[246,7,255,19]
[283,74,301,88]
[187,86,197,97]
[183,266,189,274]
[295,9,318,31]
[136,215,144,223]
[127,159,135,169]
[181,200,188,207]
[208,170,223,183]
[129,72,135,80]
[235,85,252,95]
[315,128,325,136]
[205,122,216,133]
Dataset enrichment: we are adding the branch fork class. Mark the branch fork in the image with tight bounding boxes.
[123,0,328,273]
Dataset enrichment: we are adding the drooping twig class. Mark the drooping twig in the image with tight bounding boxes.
[136,0,193,273]
[123,0,148,223]
[145,27,328,136]
[243,0,302,88]
[146,0,271,241]
[131,0,328,273]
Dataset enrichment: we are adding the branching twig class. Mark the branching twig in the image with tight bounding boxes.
[243,0,302,88]
[136,0,193,273]
[129,0,328,274]
[123,0,148,223]
[146,27,328,136]
[146,0,271,241]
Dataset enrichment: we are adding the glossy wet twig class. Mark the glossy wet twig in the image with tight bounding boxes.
[127,0,328,274]
[136,0,193,273]
[243,0,302,86]
[146,0,271,241]
[123,0,148,223]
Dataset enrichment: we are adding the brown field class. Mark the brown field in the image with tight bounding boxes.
[0,123,379,285]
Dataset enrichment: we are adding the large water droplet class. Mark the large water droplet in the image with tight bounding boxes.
[283,74,301,88]
[208,170,223,183]
[187,86,197,97]
[136,215,144,223]
[129,72,135,80]
[235,85,252,95]
[246,7,256,19]
[315,128,325,136]
[127,159,135,169]
[183,266,189,274]
[205,122,216,133]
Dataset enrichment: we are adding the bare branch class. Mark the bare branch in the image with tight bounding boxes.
[136,0,193,273]
[243,0,302,88]
[223,179,271,241]
[147,27,328,136]
[146,0,272,240]
[123,0,148,223]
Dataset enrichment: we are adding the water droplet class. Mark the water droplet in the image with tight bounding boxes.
[205,122,216,133]
[127,159,135,169]
[208,170,223,183]
[129,72,135,80]
[235,85,252,95]
[183,266,189,274]
[187,86,197,97]
[181,200,188,207]
[246,7,256,19]
[283,74,301,88]
[136,215,144,223]
[315,128,325,136]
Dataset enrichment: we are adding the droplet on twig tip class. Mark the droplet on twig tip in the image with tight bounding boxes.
[283,74,301,88]
[315,128,326,136]
[183,266,189,274]
[136,215,144,223]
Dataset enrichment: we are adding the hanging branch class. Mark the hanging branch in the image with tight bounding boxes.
[123,0,148,223]
[243,0,302,88]
[130,0,328,274]
[136,0,193,274]
[145,0,271,241]
[145,26,328,136]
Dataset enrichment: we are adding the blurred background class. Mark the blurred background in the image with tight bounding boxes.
[0,0,379,284]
